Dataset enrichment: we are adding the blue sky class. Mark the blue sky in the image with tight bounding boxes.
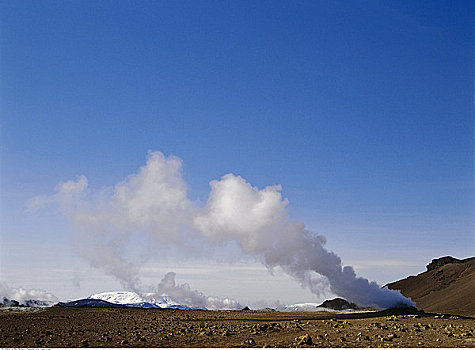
[1,0,473,303]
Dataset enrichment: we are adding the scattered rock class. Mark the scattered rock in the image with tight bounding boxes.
[295,334,312,345]
[387,333,398,340]
[242,337,256,346]
[1,303,473,348]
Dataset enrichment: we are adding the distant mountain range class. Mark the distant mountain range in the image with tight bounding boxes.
[57,291,199,310]
[60,294,361,312]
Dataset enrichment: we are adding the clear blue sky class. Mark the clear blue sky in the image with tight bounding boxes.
[0,0,473,302]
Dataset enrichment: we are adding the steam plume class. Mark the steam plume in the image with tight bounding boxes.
[30,151,413,308]
[192,174,411,308]
[153,272,242,310]
[0,283,58,306]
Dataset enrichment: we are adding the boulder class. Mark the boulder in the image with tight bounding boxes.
[295,334,313,345]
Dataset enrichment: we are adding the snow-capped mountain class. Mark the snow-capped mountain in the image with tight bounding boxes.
[86,291,197,310]
[88,291,144,305]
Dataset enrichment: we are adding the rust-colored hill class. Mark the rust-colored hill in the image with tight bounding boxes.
[387,256,475,317]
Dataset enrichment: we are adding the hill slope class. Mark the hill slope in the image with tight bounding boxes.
[387,256,475,317]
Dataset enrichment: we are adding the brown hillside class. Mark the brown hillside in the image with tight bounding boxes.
[387,257,475,317]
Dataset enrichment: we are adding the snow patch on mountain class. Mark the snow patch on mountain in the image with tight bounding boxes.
[89,291,144,305]
[87,291,196,309]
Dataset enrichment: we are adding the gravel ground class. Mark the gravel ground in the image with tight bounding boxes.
[0,306,474,347]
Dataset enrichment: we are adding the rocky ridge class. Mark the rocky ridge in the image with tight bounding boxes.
[387,256,475,317]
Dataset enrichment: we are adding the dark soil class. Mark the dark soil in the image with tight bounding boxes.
[0,306,474,347]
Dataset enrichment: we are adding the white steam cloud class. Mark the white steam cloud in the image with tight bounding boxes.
[0,283,58,306]
[154,272,241,310]
[30,151,413,309]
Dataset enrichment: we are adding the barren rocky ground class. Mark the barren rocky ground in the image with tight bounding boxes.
[1,306,474,347]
